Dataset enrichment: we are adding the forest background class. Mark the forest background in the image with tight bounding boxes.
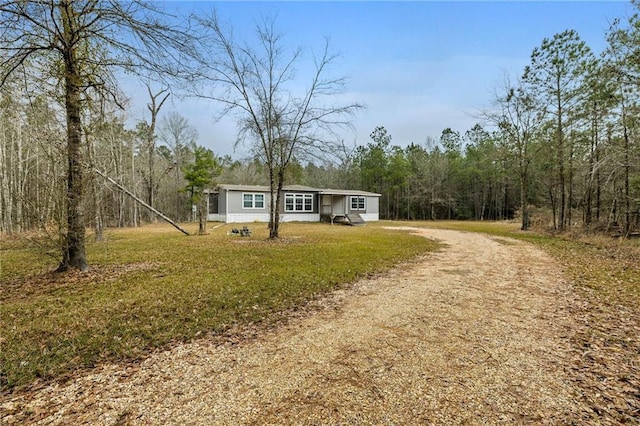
[1,1,639,243]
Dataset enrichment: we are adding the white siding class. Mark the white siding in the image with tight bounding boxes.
[359,213,379,221]
[209,213,321,223]
[279,213,320,223]
[207,213,227,222]
[225,213,271,223]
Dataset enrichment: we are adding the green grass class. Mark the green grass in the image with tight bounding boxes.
[1,222,438,390]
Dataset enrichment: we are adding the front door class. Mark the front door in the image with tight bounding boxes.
[321,195,332,215]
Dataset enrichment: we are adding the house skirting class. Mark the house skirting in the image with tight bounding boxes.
[358,213,379,221]
[207,213,321,224]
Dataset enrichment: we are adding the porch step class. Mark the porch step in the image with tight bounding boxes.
[346,213,365,226]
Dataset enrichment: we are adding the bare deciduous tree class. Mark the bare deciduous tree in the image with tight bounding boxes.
[192,13,362,238]
[158,111,198,219]
[1,0,194,270]
[141,85,170,222]
[485,75,546,230]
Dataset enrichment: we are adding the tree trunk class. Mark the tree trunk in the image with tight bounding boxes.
[503,175,509,221]
[623,122,631,235]
[86,130,104,242]
[268,166,276,237]
[406,185,411,220]
[270,168,285,239]
[145,87,169,223]
[0,117,11,233]
[549,186,557,231]
[567,141,574,230]
[131,139,139,227]
[430,188,435,220]
[147,138,155,221]
[0,115,12,233]
[15,124,24,233]
[557,91,566,232]
[596,132,604,223]
[520,168,529,231]
[198,199,206,235]
[585,100,597,227]
[92,160,104,242]
[57,39,89,272]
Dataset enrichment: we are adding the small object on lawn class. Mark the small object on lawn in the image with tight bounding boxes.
[230,228,240,235]
[240,226,252,237]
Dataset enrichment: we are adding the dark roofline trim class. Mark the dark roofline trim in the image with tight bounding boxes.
[205,184,381,197]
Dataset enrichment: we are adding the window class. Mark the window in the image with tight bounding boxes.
[243,193,265,209]
[350,196,366,211]
[285,193,313,212]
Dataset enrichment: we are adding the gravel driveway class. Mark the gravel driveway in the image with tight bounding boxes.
[3,228,586,424]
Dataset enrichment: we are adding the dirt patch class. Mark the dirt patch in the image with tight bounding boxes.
[2,228,591,424]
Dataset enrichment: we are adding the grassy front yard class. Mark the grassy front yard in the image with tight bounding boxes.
[1,222,438,390]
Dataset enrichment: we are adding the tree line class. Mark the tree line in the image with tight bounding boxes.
[1,1,639,271]
[1,1,357,270]
[331,11,640,234]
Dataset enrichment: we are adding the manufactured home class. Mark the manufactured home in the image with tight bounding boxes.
[206,184,381,224]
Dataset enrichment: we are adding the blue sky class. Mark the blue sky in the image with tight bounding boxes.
[134,1,631,159]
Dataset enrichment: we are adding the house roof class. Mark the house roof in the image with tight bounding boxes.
[209,184,381,197]
[215,184,272,192]
[318,188,381,197]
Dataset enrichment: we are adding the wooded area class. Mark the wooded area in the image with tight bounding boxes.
[1,2,639,262]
